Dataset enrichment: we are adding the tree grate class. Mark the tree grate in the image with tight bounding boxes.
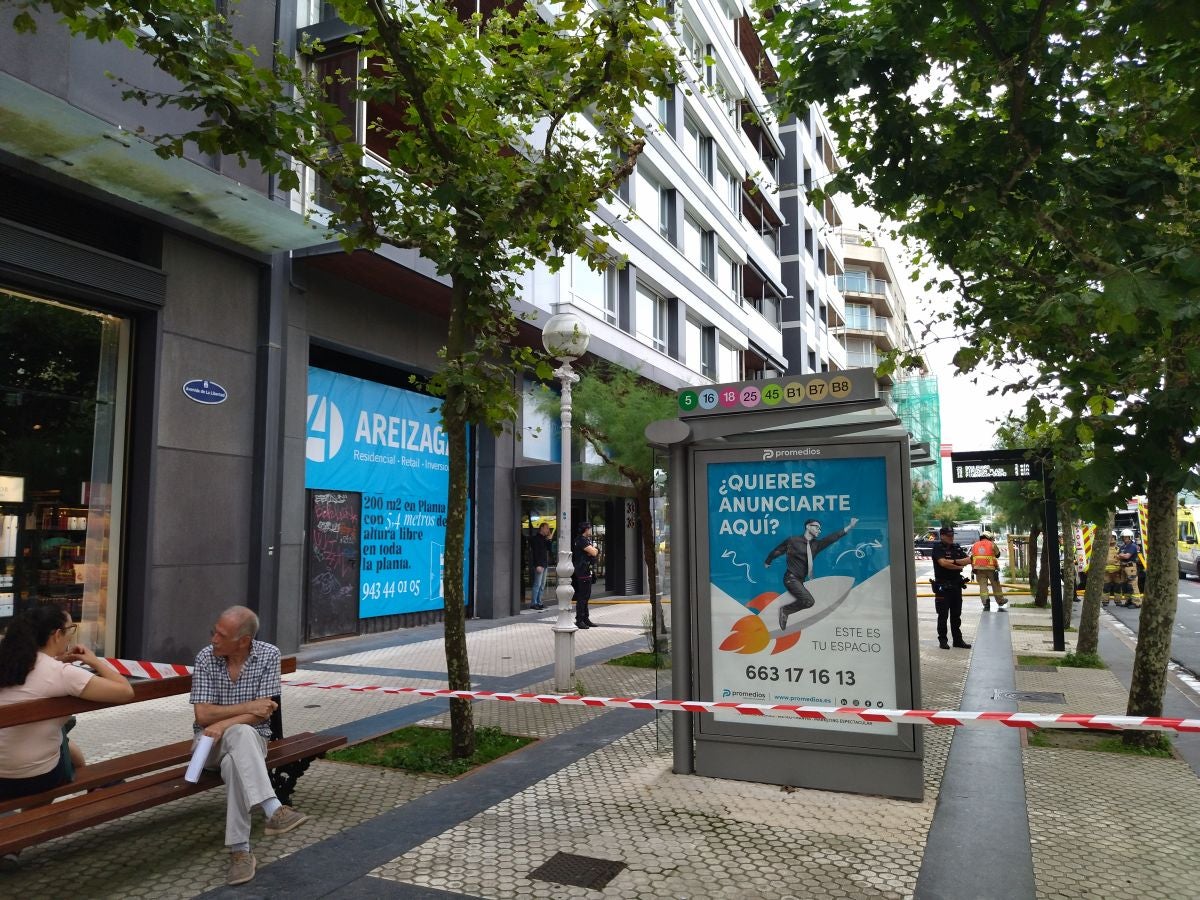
[529,852,626,890]
[993,689,1067,703]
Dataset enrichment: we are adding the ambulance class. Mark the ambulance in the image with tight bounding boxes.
[1179,505,1200,579]
[1075,499,1200,583]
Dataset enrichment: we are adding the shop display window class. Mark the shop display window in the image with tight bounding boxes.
[0,289,127,653]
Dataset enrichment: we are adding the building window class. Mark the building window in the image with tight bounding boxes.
[570,255,617,325]
[808,350,817,371]
[684,214,703,269]
[803,166,813,191]
[521,378,561,462]
[680,116,712,181]
[637,169,670,238]
[702,326,716,378]
[701,230,716,279]
[718,159,739,210]
[685,317,701,371]
[845,303,872,330]
[657,91,671,126]
[717,250,738,298]
[636,285,668,353]
[682,22,705,71]
[806,288,815,309]
[804,226,814,256]
[718,340,741,381]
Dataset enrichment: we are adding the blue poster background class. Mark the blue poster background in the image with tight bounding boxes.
[709,457,889,605]
[305,367,468,617]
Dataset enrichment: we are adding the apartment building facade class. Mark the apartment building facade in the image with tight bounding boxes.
[0,1,793,660]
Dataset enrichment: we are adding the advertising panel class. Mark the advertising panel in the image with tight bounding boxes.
[705,450,897,735]
[304,367,466,617]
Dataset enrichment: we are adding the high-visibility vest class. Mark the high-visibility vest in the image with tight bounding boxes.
[970,539,998,569]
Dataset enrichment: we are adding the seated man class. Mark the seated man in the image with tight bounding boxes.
[191,605,309,885]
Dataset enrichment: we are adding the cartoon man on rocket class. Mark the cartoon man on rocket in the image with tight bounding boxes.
[764,517,858,631]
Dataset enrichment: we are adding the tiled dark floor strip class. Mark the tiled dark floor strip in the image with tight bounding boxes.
[915,613,1036,900]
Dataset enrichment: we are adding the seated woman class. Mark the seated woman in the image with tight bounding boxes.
[0,605,134,801]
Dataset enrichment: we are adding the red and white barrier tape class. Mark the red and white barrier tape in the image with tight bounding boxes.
[104,658,193,679]
[280,679,1200,733]
[92,659,1198,733]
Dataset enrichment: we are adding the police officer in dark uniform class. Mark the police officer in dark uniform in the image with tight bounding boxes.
[930,526,972,650]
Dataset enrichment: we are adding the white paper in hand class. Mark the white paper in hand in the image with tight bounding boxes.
[185,734,215,783]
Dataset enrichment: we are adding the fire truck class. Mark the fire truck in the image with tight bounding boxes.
[1074,499,1200,586]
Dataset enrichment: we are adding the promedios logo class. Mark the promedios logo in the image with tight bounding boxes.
[306,394,344,463]
[763,447,822,461]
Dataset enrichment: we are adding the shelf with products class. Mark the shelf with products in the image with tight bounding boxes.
[17,495,91,622]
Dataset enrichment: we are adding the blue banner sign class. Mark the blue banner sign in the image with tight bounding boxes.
[305,367,465,617]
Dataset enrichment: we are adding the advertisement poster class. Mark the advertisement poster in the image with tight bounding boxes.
[305,367,467,618]
[706,454,897,734]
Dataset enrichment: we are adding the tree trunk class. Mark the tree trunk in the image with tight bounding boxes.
[1034,533,1049,607]
[443,279,475,759]
[1060,502,1076,628]
[1076,511,1115,656]
[635,486,667,655]
[1028,524,1041,590]
[1124,474,1179,748]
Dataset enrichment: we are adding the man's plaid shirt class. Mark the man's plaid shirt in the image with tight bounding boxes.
[190,640,281,739]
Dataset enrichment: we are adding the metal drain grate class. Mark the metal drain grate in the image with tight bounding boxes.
[993,689,1067,703]
[529,852,626,890]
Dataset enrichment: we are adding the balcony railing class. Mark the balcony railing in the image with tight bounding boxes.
[837,273,892,303]
[846,350,879,368]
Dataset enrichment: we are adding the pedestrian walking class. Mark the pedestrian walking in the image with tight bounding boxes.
[969,532,1006,611]
[528,522,553,610]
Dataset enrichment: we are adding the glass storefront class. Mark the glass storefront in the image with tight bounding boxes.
[0,289,127,653]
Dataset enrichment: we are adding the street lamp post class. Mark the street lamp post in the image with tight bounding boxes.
[542,312,590,692]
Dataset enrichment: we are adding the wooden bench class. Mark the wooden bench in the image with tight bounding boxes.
[0,655,346,856]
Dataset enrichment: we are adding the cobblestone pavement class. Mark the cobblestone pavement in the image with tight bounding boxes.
[4,595,1198,898]
[371,604,972,900]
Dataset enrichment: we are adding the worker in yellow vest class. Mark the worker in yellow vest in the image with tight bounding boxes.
[970,532,1006,611]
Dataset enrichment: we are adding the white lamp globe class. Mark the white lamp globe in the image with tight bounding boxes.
[541,312,591,361]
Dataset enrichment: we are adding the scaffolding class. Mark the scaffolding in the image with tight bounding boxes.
[889,374,942,502]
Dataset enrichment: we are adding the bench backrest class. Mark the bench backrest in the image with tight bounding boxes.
[0,656,298,729]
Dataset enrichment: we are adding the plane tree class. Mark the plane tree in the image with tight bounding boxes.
[11,0,677,755]
[763,0,1200,745]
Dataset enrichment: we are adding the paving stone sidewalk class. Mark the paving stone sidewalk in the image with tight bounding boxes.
[3,597,1198,899]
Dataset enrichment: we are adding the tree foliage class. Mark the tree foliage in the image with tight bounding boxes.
[763,0,1199,737]
[10,0,678,755]
[929,495,983,527]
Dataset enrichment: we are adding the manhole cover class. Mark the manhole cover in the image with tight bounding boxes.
[993,690,1067,703]
[529,852,626,890]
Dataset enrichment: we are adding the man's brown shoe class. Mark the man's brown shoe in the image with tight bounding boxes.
[265,805,309,836]
[227,851,256,886]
